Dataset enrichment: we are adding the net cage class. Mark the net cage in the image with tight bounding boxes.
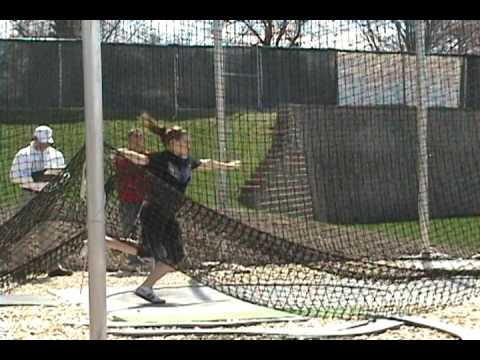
[1,20,480,319]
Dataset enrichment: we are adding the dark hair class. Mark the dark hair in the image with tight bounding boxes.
[138,112,187,146]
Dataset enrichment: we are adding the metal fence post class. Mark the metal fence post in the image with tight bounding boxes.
[82,20,107,340]
[415,20,431,252]
[256,45,263,111]
[173,48,179,119]
[213,20,228,210]
[58,42,63,108]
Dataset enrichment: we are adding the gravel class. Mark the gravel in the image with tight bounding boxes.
[1,271,479,340]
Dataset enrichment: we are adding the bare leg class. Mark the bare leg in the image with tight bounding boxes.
[139,261,173,289]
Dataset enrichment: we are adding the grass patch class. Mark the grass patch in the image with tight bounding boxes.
[351,216,480,252]
[0,112,276,209]
[2,112,479,253]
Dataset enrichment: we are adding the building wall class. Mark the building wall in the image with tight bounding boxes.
[241,104,480,224]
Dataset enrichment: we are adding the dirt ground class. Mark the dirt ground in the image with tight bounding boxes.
[1,210,479,340]
[1,271,480,340]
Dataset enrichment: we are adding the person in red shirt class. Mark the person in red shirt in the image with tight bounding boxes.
[113,128,149,270]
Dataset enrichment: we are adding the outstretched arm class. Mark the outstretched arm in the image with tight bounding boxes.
[116,148,150,166]
[197,159,241,171]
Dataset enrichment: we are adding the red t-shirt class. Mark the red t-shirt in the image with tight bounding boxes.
[114,154,148,203]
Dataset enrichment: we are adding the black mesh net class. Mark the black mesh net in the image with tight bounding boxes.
[1,20,480,320]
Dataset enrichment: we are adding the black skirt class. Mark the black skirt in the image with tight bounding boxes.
[140,204,185,265]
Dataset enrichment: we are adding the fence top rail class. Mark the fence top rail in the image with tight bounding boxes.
[0,37,475,59]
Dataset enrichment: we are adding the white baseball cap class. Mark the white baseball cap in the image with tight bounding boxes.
[33,125,54,144]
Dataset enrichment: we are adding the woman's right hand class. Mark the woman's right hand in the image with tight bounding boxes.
[226,160,241,169]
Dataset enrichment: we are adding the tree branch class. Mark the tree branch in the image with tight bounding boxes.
[241,20,265,45]
[275,20,288,46]
[103,20,122,42]
[11,20,35,37]
[288,20,305,47]
[264,20,273,46]
[362,21,381,51]
[13,21,28,37]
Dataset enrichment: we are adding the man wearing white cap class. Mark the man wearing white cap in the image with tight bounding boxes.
[10,125,65,192]
[9,125,73,277]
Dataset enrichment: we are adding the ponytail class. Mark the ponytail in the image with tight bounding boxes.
[137,112,187,146]
[138,112,167,139]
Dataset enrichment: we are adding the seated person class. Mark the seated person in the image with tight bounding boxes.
[9,125,72,277]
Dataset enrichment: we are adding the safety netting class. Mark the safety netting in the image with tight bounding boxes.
[1,20,480,319]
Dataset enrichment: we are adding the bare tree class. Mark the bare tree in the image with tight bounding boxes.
[9,20,128,42]
[9,20,52,38]
[51,20,82,38]
[10,20,81,38]
[225,20,309,47]
[101,20,124,42]
[437,20,480,54]
[355,20,480,54]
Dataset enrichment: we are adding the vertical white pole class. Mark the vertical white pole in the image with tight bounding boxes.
[213,20,228,210]
[82,20,107,340]
[462,57,468,108]
[256,46,263,111]
[401,52,407,105]
[58,42,63,108]
[415,20,430,252]
[174,51,179,119]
